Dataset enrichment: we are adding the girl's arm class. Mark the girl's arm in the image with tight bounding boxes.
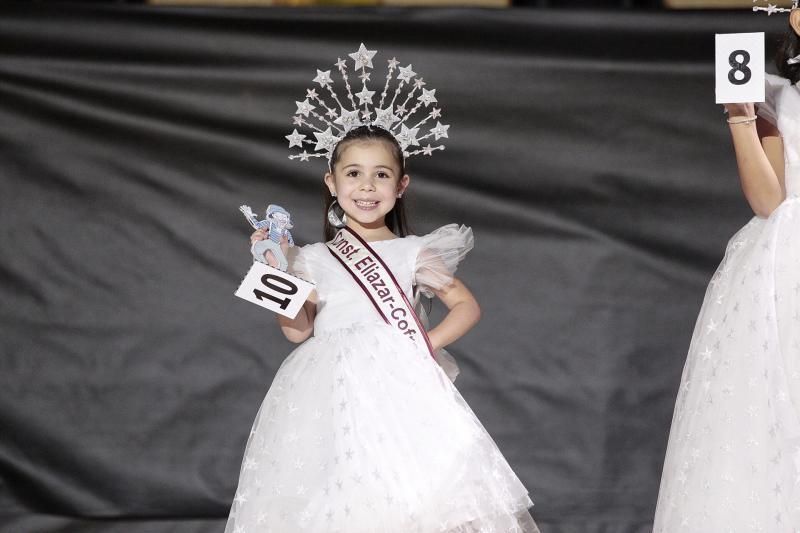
[277,295,317,343]
[426,277,481,352]
[726,102,784,217]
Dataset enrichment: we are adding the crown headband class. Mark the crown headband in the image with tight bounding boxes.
[752,0,797,14]
[285,43,449,163]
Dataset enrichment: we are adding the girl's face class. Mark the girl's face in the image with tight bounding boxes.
[325,140,409,232]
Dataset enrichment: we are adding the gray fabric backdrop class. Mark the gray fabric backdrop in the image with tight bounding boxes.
[0,4,785,532]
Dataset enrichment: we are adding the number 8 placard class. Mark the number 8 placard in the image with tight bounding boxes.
[235,262,315,319]
[715,32,764,104]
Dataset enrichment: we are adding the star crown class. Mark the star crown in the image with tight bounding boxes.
[752,0,798,15]
[285,43,449,163]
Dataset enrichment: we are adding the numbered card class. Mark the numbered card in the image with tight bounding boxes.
[235,262,314,319]
[715,33,765,104]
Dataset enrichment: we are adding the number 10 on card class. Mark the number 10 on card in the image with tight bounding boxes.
[715,32,764,104]
[235,262,314,318]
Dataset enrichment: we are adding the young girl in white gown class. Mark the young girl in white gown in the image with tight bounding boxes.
[653,11,800,533]
[224,44,539,533]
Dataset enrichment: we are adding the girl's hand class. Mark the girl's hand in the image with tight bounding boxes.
[250,228,268,245]
[724,102,755,118]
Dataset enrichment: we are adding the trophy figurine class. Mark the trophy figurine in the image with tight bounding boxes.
[235,203,314,318]
[240,204,295,272]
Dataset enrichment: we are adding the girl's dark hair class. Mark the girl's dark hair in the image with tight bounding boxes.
[776,25,800,84]
[323,125,412,241]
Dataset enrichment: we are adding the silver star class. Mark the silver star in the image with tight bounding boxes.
[361,110,371,121]
[359,71,371,82]
[387,57,399,69]
[413,77,426,89]
[335,57,346,70]
[398,64,416,83]
[396,124,420,149]
[396,103,407,116]
[298,150,311,162]
[373,106,399,129]
[419,88,437,106]
[292,115,303,125]
[285,129,306,148]
[295,99,315,117]
[422,144,434,156]
[313,69,333,86]
[349,43,377,70]
[430,121,449,140]
[334,108,362,131]
[306,88,319,99]
[326,107,338,119]
[431,107,442,119]
[313,127,339,152]
[355,86,375,105]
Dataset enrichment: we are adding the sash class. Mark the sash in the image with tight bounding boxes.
[326,226,435,360]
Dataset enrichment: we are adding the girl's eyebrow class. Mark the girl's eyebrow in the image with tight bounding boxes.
[341,163,394,172]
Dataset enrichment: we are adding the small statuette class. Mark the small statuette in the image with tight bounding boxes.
[236,203,314,318]
[240,204,295,272]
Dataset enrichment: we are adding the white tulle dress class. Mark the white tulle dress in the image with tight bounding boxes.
[225,224,539,533]
[653,74,800,532]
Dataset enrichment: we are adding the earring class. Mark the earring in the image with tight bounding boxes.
[397,193,403,199]
[327,199,347,228]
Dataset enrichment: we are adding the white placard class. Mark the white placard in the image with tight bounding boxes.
[715,33,764,104]
[235,262,314,319]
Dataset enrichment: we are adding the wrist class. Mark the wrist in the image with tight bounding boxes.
[727,115,757,126]
[427,331,440,352]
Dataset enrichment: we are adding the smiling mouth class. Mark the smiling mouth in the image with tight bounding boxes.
[354,200,379,209]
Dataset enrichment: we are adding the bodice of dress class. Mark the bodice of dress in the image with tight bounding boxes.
[300,238,420,335]
[759,74,800,196]
[287,224,474,337]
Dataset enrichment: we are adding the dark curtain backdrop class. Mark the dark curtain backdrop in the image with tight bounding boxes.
[0,5,785,533]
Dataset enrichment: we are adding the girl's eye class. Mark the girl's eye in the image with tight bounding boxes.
[377,172,390,179]
[346,170,359,177]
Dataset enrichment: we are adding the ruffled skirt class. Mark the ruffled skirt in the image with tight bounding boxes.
[654,198,800,532]
[225,322,538,533]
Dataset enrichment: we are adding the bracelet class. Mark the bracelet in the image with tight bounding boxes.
[727,115,757,125]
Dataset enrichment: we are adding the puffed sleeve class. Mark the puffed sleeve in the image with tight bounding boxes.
[756,73,788,126]
[287,244,316,283]
[414,224,474,296]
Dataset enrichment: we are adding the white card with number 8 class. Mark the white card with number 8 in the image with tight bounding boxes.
[235,261,315,319]
[715,32,765,104]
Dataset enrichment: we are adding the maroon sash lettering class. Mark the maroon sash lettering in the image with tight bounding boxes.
[326,227,435,359]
